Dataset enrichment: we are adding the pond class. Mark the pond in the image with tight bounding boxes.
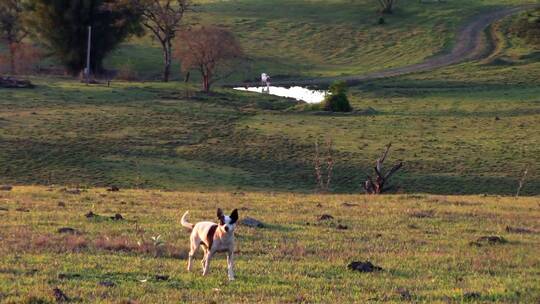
[234,86,328,104]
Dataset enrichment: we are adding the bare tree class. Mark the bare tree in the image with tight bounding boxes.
[314,138,334,193]
[363,143,403,194]
[107,0,191,82]
[516,165,529,197]
[174,26,242,92]
[0,0,28,75]
[376,0,397,14]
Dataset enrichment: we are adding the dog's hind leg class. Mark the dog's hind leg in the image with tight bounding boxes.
[187,236,201,272]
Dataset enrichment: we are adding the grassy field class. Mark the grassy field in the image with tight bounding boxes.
[0,2,539,303]
[0,186,538,303]
[104,0,538,81]
[2,12,538,195]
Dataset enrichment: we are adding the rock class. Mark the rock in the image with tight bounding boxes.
[336,224,348,230]
[111,213,124,220]
[463,292,481,300]
[52,287,69,302]
[240,217,265,228]
[396,288,412,301]
[107,185,120,192]
[57,227,80,235]
[347,261,383,272]
[99,280,116,287]
[154,274,169,281]
[506,226,535,234]
[470,235,507,246]
[85,211,97,218]
[318,214,334,221]
[0,185,13,191]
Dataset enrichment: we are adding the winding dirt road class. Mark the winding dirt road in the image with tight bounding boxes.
[235,5,538,87]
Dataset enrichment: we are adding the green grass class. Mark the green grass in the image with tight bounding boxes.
[1,3,539,195]
[0,186,538,303]
[105,0,537,81]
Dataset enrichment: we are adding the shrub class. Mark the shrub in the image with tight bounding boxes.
[323,81,352,112]
[115,64,139,81]
[511,8,540,46]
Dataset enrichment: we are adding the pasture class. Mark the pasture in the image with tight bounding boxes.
[0,187,539,303]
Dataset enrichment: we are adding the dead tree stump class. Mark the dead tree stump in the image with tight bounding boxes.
[363,143,403,194]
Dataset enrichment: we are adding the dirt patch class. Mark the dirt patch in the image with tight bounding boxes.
[348,261,383,273]
[57,227,81,235]
[62,188,81,195]
[409,210,435,218]
[240,217,265,228]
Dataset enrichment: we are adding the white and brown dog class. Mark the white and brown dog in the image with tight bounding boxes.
[181,208,238,280]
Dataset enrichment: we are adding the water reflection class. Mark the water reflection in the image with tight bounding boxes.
[234,86,327,104]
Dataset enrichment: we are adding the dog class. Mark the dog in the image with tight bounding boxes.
[181,208,239,280]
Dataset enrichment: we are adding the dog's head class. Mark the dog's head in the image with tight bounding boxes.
[217,208,238,234]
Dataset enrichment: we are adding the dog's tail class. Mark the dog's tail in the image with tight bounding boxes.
[181,211,194,232]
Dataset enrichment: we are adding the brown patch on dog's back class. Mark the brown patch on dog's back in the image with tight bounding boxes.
[204,225,218,249]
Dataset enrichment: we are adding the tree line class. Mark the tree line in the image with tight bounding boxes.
[0,0,242,92]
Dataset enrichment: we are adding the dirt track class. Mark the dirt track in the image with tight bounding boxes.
[233,5,538,87]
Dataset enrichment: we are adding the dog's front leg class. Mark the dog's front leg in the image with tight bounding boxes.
[202,251,213,276]
[227,250,235,281]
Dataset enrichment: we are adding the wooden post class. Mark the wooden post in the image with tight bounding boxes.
[86,26,92,85]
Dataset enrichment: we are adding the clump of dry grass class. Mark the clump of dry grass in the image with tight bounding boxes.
[1,228,186,258]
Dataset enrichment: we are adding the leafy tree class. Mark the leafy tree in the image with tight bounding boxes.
[0,0,28,74]
[26,0,143,75]
[174,26,242,92]
[512,8,540,47]
[324,81,352,112]
[105,0,192,82]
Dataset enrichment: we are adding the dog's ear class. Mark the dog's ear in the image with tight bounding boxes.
[217,208,225,224]
[230,209,239,224]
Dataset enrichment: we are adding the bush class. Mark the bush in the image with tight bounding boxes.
[511,8,540,46]
[323,81,352,112]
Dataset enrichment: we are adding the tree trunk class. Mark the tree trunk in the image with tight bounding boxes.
[162,40,172,82]
[8,43,17,75]
[202,67,212,92]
